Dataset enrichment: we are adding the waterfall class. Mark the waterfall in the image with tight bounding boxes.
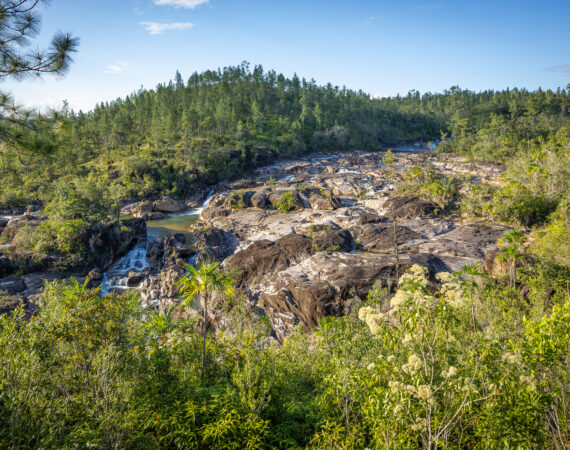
[99,239,149,296]
[99,190,214,296]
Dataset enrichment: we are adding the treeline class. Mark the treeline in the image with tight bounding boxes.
[1,63,447,209]
[76,62,443,153]
[2,64,569,210]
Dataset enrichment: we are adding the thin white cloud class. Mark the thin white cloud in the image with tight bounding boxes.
[140,21,195,34]
[359,16,376,29]
[417,4,442,11]
[103,62,128,74]
[545,64,570,74]
[153,0,209,9]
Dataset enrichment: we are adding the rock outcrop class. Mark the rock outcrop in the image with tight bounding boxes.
[80,218,146,270]
[383,196,439,218]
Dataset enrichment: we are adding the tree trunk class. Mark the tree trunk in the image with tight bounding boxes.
[201,293,208,382]
[392,205,399,282]
[510,262,516,289]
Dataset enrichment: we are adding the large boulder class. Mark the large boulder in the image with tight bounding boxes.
[274,233,314,256]
[225,239,298,286]
[311,226,354,252]
[354,223,424,253]
[251,191,267,209]
[260,279,337,338]
[192,227,239,265]
[383,196,438,219]
[127,269,143,287]
[153,197,185,213]
[201,207,230,221]
[256,252,451,340]
[132,201,154,219]
[308,193,342,210]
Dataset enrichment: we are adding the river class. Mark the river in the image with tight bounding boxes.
[99,189,214,295]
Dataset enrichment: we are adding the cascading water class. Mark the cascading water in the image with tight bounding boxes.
[184,188,214,216]
[99,189,215,296]
[99,239,149,296]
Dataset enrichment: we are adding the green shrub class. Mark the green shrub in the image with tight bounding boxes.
[277,191,296,213]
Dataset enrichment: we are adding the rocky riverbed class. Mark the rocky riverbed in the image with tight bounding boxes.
[129,147,507,339]
[0,146,508,338]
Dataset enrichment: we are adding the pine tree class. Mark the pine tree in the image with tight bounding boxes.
[0,0,79,151]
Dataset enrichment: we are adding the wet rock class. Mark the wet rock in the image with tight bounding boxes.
[127,269,143,287]
[146,238,165,266]
[87,268,103,281]
[149,212,166,220]
[153,197,185,213]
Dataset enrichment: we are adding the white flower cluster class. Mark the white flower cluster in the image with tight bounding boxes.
[436,272,466,308]
[411,417,428,432]
[441,366,458,378]
[416,385,432,400]
[402,333,413,346]
[502,351,523,365]
[402,353,423,375]
[399,264,429,288]
[358,306,386,335]
[390,289,433,311]
[519,374,536,391]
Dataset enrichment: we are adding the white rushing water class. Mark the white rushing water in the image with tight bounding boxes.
[99,189,215,296]
[180,188,214,216]
[99,239,149,296]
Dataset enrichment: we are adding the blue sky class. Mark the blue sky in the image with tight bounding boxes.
[5,0,570,112]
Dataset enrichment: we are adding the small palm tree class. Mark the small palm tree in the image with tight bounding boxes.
[176,261,235,381]
[458,263,486,329]
[497,230,525,289]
